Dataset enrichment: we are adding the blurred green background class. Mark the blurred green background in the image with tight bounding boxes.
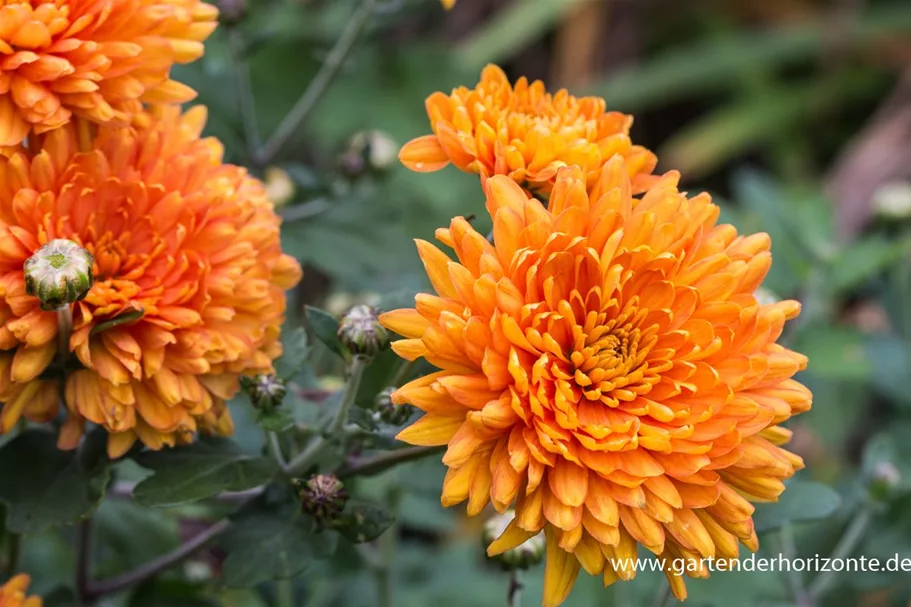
[12,0,911,605]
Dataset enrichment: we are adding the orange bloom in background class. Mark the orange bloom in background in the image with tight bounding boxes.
[399,65,657,195]
[0,106,302,458]
[441,0,456,9]
[0,574,41,607]
[0,0,219,146]
[381,161,811,605]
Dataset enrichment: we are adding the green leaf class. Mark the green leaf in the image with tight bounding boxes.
[792,325,870,381]
[220,508,329,587]
[332,500,394,544]
[866,335,911,408]
[828,237,911,295]
[274,327,310,381]
[0,429,111,533]
[256,408,294,433]
[132,438,276,508]
[456,0,588,68]
[753,481,842,533]
[304,306,348,358]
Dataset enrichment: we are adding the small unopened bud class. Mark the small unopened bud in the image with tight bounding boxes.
[218,0,246,24]
[264,167,295,207]
[373,387,412,426]
[295,474,348,524]
[873,181,911,220]
[868,461,901,502]
[341,131,398,177]
[24,239,94,311]
[754,287,779,307]
[483,511,544,570]
[338,305,389,358]
[242,374,287,410]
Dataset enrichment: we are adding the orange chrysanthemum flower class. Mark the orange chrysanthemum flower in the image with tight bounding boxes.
[0,106,302,458]
[0,0,219,145]
[381,162,811,605]
[398,65,657,195]
[0,574,41,607]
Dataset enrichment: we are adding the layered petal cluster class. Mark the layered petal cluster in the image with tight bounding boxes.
[0,106,302,457]
[381,162,811,605]
[0,0,219,145]
[0,574,41,607]
[398,65,657,195]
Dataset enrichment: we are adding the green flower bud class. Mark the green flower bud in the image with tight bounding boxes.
[295,474,349,524]
[338,305,389,358]
[483,511,545,570]
[24,239,95,311]
[373,387,412,426]
[242,374,287,410]
[868,461,901,502]
[341,131,398,177]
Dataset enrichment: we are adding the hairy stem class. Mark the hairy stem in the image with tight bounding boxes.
[808,505,875,599]
[56,306,73,362]
[780,523,814,607]
[267,431,288,469]
[507,570,523,607]
[75,519,92,603]
[254,0,376,166]
[227,25,261,154]
[285,356,367,476]
[276,579,294,607]
[338,446,444,479]
[81,519,229,600]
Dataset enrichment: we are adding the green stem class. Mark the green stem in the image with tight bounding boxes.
[337,446,444,479]
[650,579,671,607]
[285,356,367,476]
[267,431,288,469]
[507,570,523,607]
[388,359,415,388]
[254,0,376,166]
[276,579,294,607]
[227,25,261,155]
[780,523,814,607]
[56,305,73,362]
[376,484,401,607]
[808,505,875,599]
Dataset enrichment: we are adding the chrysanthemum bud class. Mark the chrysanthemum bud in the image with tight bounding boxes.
[24,239,95,311]
[264,167,295,207]
[483,511,544,570]
[295,474,349,524]
[754,287,780,307]
[868,461,901,502]
[873,181,911,221]
[373,387,412,426]
[242,374,287,410]
[338,305,389,358]
[341,131,398,176]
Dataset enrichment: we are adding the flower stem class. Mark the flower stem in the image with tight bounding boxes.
[285,356,367,476]
[267,431,288,469]
[80,519,229,600]
[780,523,814,607]
[254,0,376,166]
[507,570,523,607]
[276,579,294,607]
[227,25,261,155]
[389,359,415,388]
[56,305,73,362]
[808,504,875,599]
[337,446,444,478]
[75,519,92,602]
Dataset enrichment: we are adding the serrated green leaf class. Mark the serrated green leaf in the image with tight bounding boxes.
[332,500,394,543]
[753,481,842,533]
[304,306,348,358]
[256,408,294,433]
[0,429,111,533]
[132,438,276,508]
[220,508,329,587]
[274,327,310,381]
